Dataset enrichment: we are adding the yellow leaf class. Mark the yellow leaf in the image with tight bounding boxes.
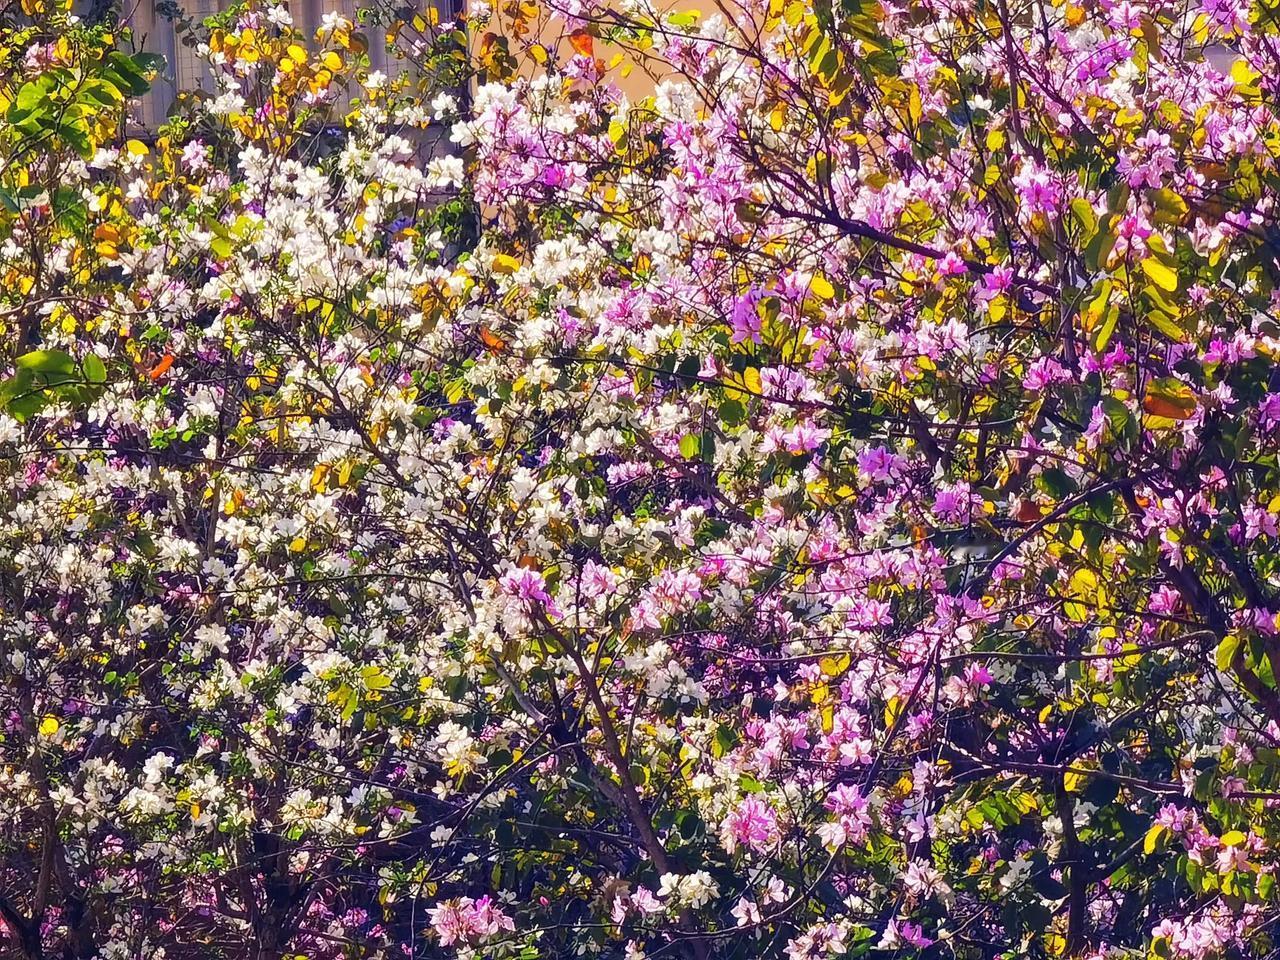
[1141,257,1178,292]
[1231,58,1260,87]
[884,695,902,727]
[811,274,835,300]
[820,653,851,676]
[1013,792,1038,814]
[987,294,1007,322]
[311,463,330,492]
[491,253,521,275]
[1063,769,1087,792]
[1064,568,1098,622]
[743,367,763,395]
[1144,823,1168,854]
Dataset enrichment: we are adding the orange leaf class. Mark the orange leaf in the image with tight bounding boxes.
[1142,377,1197,420]
[1143,397,1194,420]
[569,30,593,57]
[148,354,174,380]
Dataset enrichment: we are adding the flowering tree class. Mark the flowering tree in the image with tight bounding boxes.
[5,0,1280,956]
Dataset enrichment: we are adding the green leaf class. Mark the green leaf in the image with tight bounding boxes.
[77,78,125,108]
[678,434,700,459]
[1144,307,1186,343]
[132,530,157,557]
[56,119,93,159]
[103,51,153,96]
[1216,633,1242,673]
[1070,198,1097,239]
[132,52,167,75]
[53,188,87,235]
[210,235,233,260]
[1083,216,1118,271]
[1150,188,1188,225]
[0,368,34,402]
[17,349,75,375]
[1106,182,1131,214]
[712,724,737,757]
[1136,284,1187,345]
[6,390,47,421]
[1092,303,1121,353]
[82,353,107,385]
[719,398,746,426]
[8,80,50,129]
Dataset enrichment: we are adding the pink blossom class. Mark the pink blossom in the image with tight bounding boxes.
[428,896,515,947]
[730,289,765,345]
[723,796,779,853]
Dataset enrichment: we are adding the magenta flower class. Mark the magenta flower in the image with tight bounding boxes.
[1022,356,1069,391]
[857,447,907,483]
[730,288,765,344]
[723,795,779,853]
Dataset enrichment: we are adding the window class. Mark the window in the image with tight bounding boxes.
[172,0,221,95]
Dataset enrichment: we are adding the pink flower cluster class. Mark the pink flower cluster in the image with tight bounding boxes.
[428,896,516,947]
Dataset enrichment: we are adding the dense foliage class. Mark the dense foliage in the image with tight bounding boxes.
[5,0,1280,956]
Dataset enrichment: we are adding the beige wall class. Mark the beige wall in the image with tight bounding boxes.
[474,0,707,102]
